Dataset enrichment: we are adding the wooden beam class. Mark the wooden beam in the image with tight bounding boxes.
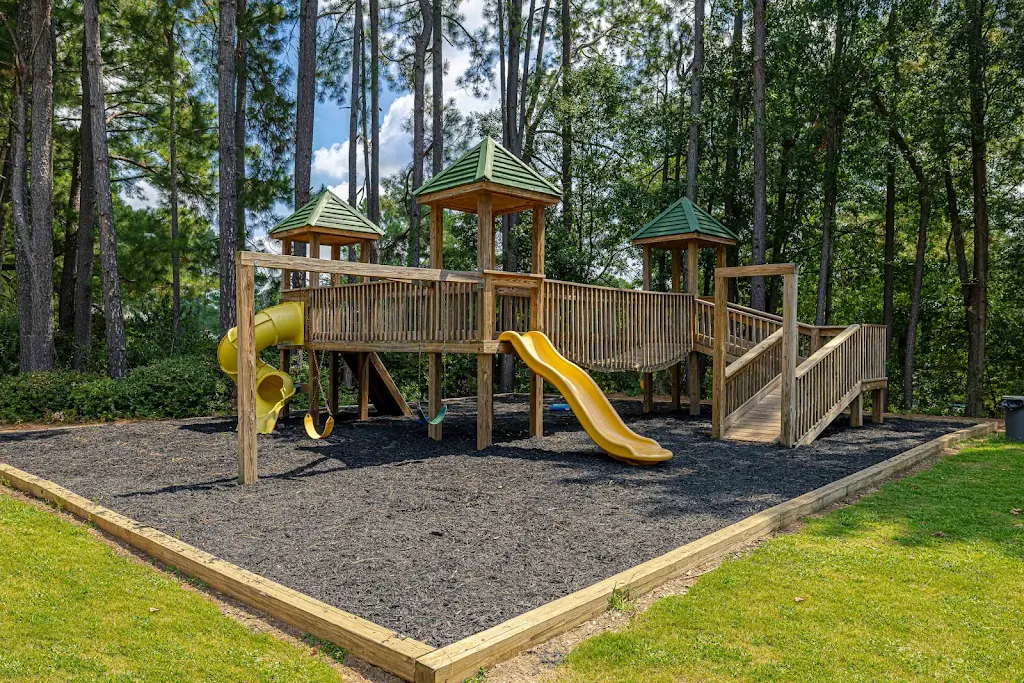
[531,206,545,275]
[477,355,493,450]
[711,271,728,438]
[236,257,257,484]
[280,238,292,291]
[716,246,727,269]
[642,245,653,414]
[780,273,798,447]
[688,351,701,416]
[0,464,435,681]
[279,348,292,420]
[329,352,340,416]
[357,352,370,420]
[687,243,699,294]
[872,388,885,424]
[238,252,483,284]
[409,422,996,683]
[670,249,681,293]
[429,205,444,441]
[330,245,342,286]
[477,192,494,271]
[416,180,561,210]
[850,390,863,427]
[715,263,797,279]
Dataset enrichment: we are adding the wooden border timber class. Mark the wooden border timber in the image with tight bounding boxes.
[411,420,996,682]
[0,463,435,681]
[0,421,996,682]
[715,262,798,278]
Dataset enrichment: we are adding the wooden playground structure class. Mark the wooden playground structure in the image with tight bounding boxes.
[232,138,888,484]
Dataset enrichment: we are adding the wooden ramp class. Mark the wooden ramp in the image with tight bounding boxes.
[342,352,411,416]
[723,384,782,444]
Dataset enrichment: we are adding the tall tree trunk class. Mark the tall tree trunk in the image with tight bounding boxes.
[432,0,443,174]
[522,0,550,162]
[815,4,846,325]
[964,0,988,416]
[368,0,380,233]
[59,138,82,333]
[349,0,362,207]
[73,42,96,371]
[167,23,181,344]
[362,28,371,201]
[882,160,895,362]
[560,0,572,235]
[507,0,522,156]
[723,0,742,229]
[903,182,930,409]
[235,0,247,244]
[218,0,238,334]
[22,0,57,370]
[84,0,128,378]
[765,135,794,313]
[409,0,431,267]
[11,0,34,371]
[750,0,767,310]
[518,0,536,145]
[293,0,316,278]
[685,0,704,201]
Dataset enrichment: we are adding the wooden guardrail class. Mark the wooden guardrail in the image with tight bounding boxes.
[792,324,867,445]
[543,280,692,372]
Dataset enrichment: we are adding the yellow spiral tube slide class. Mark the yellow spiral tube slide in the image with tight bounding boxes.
[217,301,305,434]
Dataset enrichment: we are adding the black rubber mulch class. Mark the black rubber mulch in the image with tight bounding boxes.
[0,397,965,647]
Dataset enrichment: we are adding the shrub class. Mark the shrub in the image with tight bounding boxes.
[0,356,233,424]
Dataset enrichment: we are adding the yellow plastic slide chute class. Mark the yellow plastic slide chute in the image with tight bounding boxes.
[218,302,304,434]
[499,330,672,465]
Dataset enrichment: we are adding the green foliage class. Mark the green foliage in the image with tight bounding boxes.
[561,438,1024,682]
[0,357,233,424]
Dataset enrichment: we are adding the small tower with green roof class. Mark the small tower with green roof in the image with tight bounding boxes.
[414,136,561,275]
[271,188,383,282]
[631,196,738,416]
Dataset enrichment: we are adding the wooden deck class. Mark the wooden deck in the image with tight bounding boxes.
[724,384,782,443]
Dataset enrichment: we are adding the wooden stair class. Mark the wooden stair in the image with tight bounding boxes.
[723,383,782,444]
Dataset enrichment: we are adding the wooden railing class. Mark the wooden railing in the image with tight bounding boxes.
[723,329,784,426]
[695,299,782,357]
[792,324,868,445]
[306,279,483,346]
[860,324,887,380]
[543,280,692,372]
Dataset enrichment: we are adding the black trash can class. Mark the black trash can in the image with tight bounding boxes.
[1002,396,1024,442]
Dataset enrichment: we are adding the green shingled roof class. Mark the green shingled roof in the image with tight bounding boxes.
[631,196,738,243]
[270,188,383,236]
[413,137,562,199]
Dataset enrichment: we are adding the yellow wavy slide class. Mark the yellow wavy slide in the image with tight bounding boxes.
[499,330,672,465]
[218,302,304,434]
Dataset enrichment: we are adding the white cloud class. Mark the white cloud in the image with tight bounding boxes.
[312,142,350,180]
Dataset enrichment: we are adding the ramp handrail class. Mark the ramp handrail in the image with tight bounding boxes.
[792,324,865,445]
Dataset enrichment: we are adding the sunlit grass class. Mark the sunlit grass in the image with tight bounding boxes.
[0,492,342,682]
[559,437,1024,682]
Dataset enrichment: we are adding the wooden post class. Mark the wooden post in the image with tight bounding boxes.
[329,352,339,416]
[687,242,701,415]
[711,270,728,438]
[477,196,494,449]
[307,234,322,428]
[236,256,257,484]
[850,390,863,427]
[429,205,444,441]
[280,238,292,291]
[478,193,494,270]
[330,245,342,286]
[638,245,655,417]
[670,248,682,411]
[872,388,885,424]
[529,205,545,437]
[279,348,291,420]
[357,352,370,420]
[716,245,726,269]
[780,272,798,446]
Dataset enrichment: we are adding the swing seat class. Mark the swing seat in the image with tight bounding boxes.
[304,413,335,439]
[416,403,448,426]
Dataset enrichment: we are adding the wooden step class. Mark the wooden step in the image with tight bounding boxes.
[724,385,782,444]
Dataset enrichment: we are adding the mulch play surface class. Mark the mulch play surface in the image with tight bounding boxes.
[0,397,964,647]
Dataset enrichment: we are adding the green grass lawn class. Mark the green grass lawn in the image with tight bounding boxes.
[559,437,1024,683]
[0,491,342,682]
